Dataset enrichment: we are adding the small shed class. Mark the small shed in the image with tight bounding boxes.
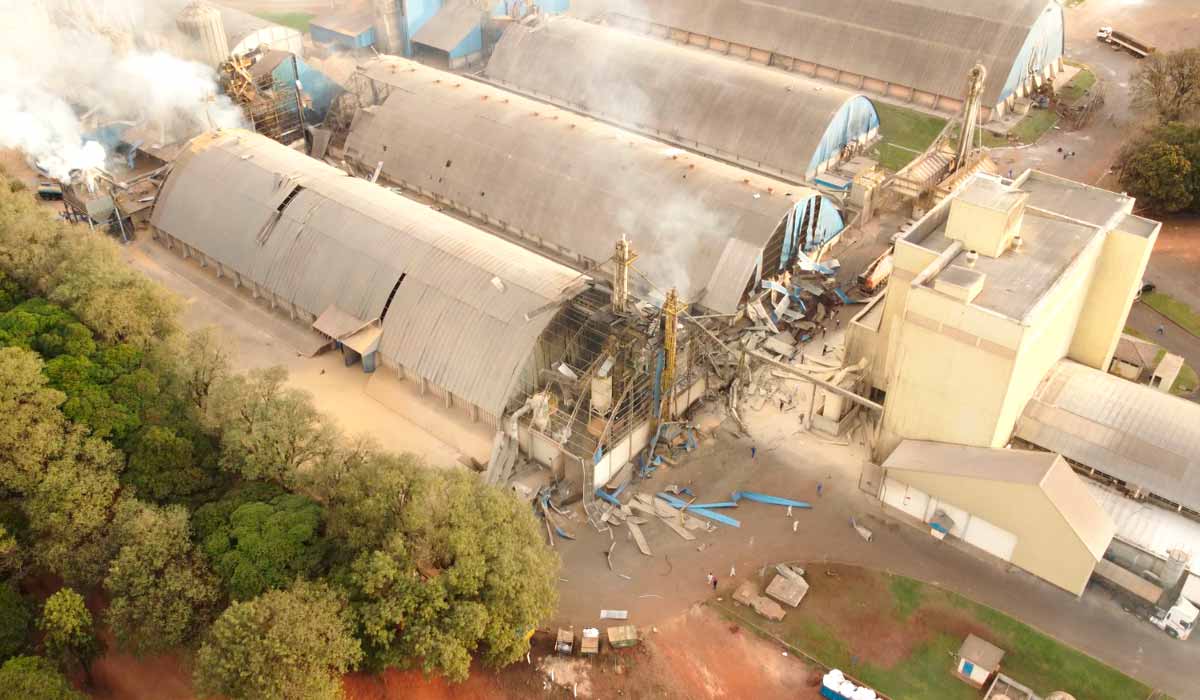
[607,624,638,649]
[956,634,1005,688]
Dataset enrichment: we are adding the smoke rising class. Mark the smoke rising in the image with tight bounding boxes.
[0,0,245,181]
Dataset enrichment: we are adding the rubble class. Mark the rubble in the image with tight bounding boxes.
[733,581,787,621]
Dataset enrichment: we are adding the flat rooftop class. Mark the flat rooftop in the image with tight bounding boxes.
[906,171,1134,321]
[919,210,1097,319]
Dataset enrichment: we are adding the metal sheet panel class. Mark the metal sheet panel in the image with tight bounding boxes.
[484,17,879,182]
[1016,360,1200,513]
[151,130,585,416]
[411,3,482,52]
[346,57,835,313]
[587,0,1063,106]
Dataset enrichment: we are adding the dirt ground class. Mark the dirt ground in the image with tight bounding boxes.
[85,603,819,700]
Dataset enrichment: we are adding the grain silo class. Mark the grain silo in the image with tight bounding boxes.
[177,1,229,69]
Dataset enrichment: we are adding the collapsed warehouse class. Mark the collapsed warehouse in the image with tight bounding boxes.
[340,56,848,314]
[483,15,881,184]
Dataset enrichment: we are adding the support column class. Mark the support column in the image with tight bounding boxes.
[419,377,428,396]
[443,391,453,410]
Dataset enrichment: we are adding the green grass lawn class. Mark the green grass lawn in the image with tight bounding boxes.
[1172,362,1198,394]
[869,103,948,172]
[1010,109,1059,144]
[1142,291,1200,337]
[1058,69,1097,105]
[723,566,1161,700]
[252,11,315,33]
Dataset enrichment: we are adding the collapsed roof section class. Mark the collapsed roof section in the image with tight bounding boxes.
[485,16,880,183]
[344,57,845,314]
[151,129,588,417]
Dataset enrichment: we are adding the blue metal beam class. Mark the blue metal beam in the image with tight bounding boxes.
[732,491,812,509]
[595,488,623,507]
[656,493,741,528]
[688,501,739,509]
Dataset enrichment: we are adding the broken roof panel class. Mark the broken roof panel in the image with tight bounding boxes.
[151,129,586,416]
[346,57,839,313]
[484,16,879,182]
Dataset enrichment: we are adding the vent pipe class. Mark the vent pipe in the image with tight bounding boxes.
[965,250,979,268]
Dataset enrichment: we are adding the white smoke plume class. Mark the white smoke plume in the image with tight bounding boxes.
[0,0,245,181]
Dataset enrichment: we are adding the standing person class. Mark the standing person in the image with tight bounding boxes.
[750,445,757,459]
[712,576,718,591]
[817,481,823,498]
[706,572,714,586]
[1157,325,1166,336]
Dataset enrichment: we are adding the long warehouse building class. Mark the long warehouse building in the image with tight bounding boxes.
[343,57,846,314]
[484,16,881,184]
[150,129,589,427]
[575,0,1064,118]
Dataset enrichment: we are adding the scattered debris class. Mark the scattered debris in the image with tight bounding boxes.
[766,573,810,608]
[627,521,653,556]
[733,581,787,621]
[731,491,812,509]
[600,610,629,620]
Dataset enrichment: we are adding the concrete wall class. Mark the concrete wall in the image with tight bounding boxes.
[888,468,1100,596]
[1070,225,1158,370]
[878,286,1022,455]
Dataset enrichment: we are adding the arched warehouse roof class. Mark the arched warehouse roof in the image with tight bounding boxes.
[484,16,880,183]
[344,57,845,314]
[582,0,1064,111]
[150,130,587,418]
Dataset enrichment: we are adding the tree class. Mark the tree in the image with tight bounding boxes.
[0,583,31,661]
[0,347,66,496]
[201,493,329,601]
[179,327,230,411]
[124,426,216,503]
[0,655,83,700]
[24,430,123,586]
[206,367,339,484]
[315,453,558,681]
[1119,139,1194,213]
[1132,48,1200,122]
[38,588,101,678]
[104,502,221,654]
[194,582,362,700]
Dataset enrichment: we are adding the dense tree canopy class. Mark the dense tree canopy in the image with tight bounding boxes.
[38,588,100,673]
[104,502,221,654]
[0,583,30,661]
[1120,122,1200,214]
[195,582,362,700]
[206,367,339,484]
[200,493,329,601]
[311,453,558,681]
[0,655,83,700]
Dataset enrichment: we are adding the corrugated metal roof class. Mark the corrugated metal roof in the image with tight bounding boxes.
[151,130,586,416]
[311,7,376,37]
[412,3,482,52]
[313,305,371,340]
[1016,360,1200,513]
[483,17,873,183]
[583,0,1060,106]
[345,57,824,313]
[885,439,1115,559]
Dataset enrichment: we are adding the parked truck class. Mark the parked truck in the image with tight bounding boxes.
[1096,26,1155,58]
[1150,596,1199,640]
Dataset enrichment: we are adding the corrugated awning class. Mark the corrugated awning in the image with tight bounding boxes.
[313,304,372,340]
[412,4,481,52]
[343,322,383,356]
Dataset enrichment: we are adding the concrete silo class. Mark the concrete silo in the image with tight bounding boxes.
[177,1,229,69]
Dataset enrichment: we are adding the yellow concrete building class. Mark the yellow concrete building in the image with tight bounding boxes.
[847,171,1160,460]
[882,440,1116,596]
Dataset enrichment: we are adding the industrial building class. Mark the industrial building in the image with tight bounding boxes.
[848,171,1159,460]
[484,16,881,184]
[342,57,846,314]
[151,129,589,427]
[882,441,1114,596]
[577,0,1064,118]
[310,8,378,51]
[845,170,1200,601]
[150,129,715,496]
